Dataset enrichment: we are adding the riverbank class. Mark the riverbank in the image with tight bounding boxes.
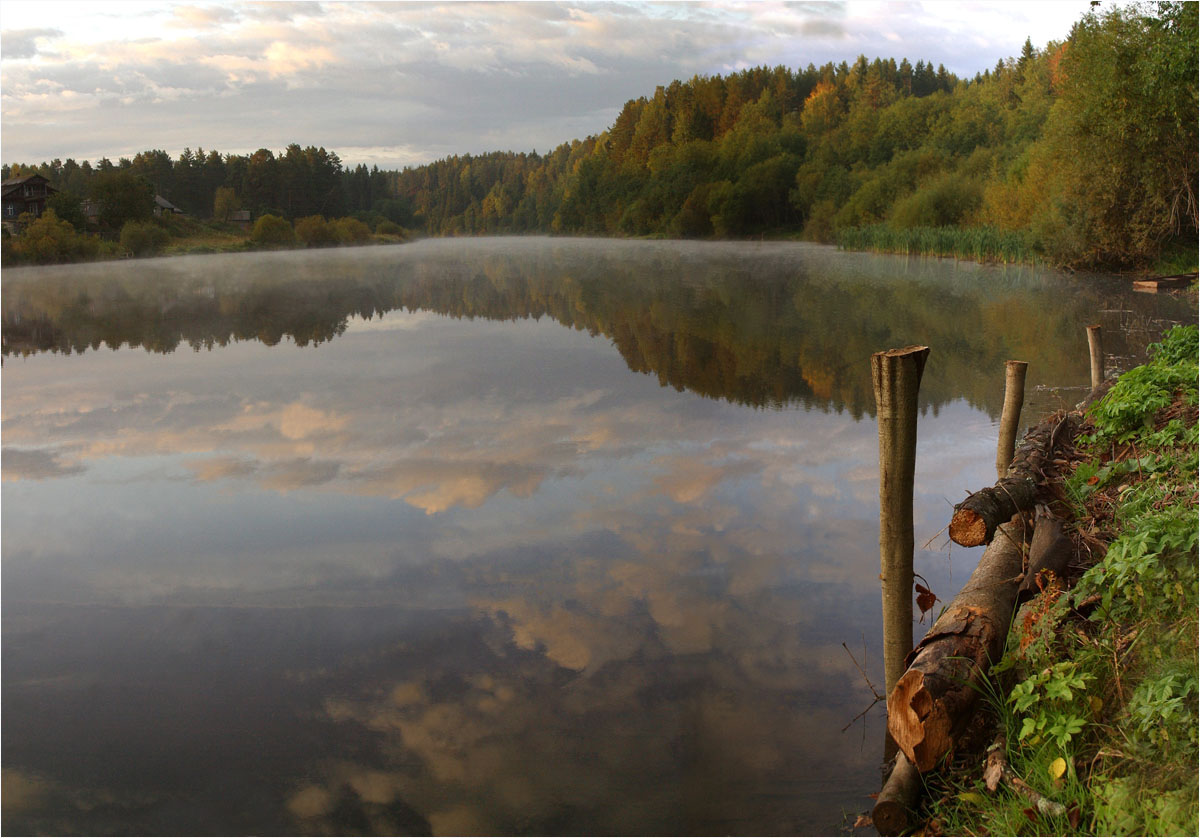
[886,324,1198,836]
[0,210,411,266]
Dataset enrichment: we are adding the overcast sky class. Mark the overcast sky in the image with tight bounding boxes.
[1,0,1099,171]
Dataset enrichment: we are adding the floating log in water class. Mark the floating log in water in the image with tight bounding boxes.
[1132,272,1197,292]
[887,517,1028,773]
[949,412,1071,548]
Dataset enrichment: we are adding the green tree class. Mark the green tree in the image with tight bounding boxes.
[1038,2,1199,266]
[88,170,154,231]
[213,186,241,222]
[46,190,88,231]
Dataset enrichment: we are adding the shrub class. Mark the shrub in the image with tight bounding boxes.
[119,220,170,256]
[10,209,100,264]
[249,214,294,246]
[294,215,337,247]
[333,217,371,244]
[889,172,983,229]
[375,220,403,236]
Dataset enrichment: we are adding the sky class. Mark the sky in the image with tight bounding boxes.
[0,0,1101,171]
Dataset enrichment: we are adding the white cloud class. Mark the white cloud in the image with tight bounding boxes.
[0,0,1097,168]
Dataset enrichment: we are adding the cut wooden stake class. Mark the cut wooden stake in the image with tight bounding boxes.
[887,517,1027,772]
[872,752,922,836]
[995,360,1028,479]
[872,345,931,696]
[1087,325,1104,389]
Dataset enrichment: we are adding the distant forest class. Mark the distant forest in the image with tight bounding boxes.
[5,2,1195,269]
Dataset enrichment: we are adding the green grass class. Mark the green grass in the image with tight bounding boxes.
[928,325,1199,836]
[836,224,1040,264]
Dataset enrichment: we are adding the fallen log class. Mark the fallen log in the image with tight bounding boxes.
[1017,506,1075,604]
[948,413,1074,547]
[871,752,922,836]
[887,517,1028,772]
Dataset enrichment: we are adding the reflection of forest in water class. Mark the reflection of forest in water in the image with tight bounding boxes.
[3,239,1192,415]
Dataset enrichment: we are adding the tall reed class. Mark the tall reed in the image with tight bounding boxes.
[836,225,1040,265]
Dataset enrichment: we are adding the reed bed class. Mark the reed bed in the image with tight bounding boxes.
[836,225,1040,264]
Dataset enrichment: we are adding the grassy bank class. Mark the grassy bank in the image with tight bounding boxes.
[923,325,1198,835]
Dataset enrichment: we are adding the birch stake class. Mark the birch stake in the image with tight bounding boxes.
[1087,324,1104,389]
[995,360,1028,479]
[872,345,930,696]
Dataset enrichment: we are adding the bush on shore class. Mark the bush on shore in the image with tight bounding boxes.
[249,214,295,246]
[120,220,170,256]
[3,210,101,264]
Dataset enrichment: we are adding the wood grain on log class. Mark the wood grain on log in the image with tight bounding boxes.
[949,413,1074,547]
[887,518,1027,772]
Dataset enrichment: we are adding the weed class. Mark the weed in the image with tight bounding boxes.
[925,325,1198,835]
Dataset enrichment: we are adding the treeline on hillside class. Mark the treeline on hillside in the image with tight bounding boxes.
[5,2,1195,269]
[386,2,1195,268]
[3,144,414,230]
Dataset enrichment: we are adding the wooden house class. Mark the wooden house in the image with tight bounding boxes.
[2,174,57,222]
[154,194,184,217]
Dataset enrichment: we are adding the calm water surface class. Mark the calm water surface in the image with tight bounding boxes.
[2,239,1192,835]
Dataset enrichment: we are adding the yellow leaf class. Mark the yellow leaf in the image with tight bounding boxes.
[1090,696,1103,714]
[958,791,986,806]
[1049,757,1067,780]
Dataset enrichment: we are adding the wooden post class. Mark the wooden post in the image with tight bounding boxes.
[872,345,931,696]
[1087,324,1104,389]
[872,752,922,836]
[995,360,1028,479]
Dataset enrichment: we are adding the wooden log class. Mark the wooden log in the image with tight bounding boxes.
[872,752,922,836]
[1087,325,1104,389]
[1017,506,1075,604]
[887,517,1027,772]
[872,345,931,695]
[995,360,1028,479]
[949,412,1071,548]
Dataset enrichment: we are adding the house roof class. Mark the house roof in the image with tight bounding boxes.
[2,174,57,200]
[1,174,51,186]
[154,194,181,212]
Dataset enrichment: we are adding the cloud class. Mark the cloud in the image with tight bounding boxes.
[0,2,1093,168]
[168,5,239,30]
[0,27,62,60]
[1,447,85,481]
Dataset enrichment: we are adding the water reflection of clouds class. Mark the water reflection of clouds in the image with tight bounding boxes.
[3,307,1001,834]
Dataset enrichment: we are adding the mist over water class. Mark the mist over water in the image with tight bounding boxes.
[2,239,1193,834]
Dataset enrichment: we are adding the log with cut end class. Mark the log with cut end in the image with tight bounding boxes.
[887,517,1027,772]
[871,752,922,836]
[949,413,1074,547]
[1017,506,1075,603]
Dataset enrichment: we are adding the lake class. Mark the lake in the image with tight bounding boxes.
[2,238,1193,835]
